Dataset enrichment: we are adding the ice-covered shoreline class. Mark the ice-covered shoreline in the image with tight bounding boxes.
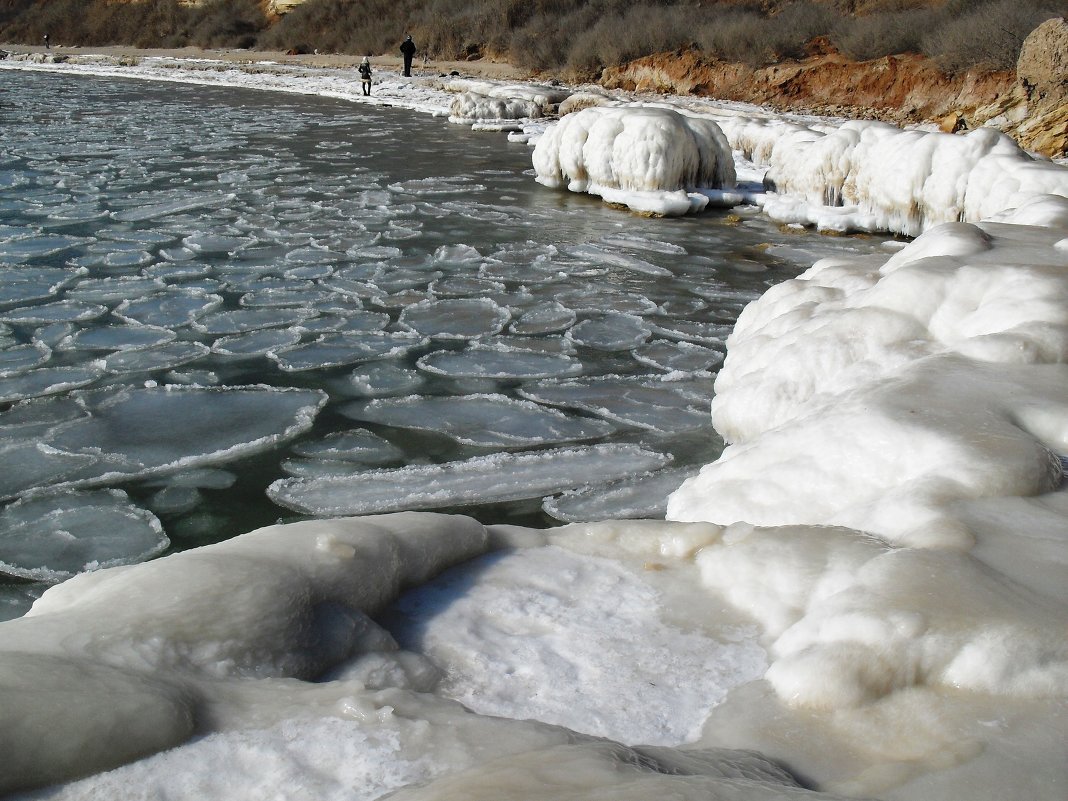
[8,47,1063,231]
[1,49,1067,801]
[0,48,533,127]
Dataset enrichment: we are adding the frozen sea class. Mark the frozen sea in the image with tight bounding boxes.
[0,69,891,604]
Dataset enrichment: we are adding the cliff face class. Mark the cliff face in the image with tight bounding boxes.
[600,25,1067,159]
[1013,17,1068,159]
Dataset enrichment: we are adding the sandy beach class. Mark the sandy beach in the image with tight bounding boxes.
[0,42,539,82]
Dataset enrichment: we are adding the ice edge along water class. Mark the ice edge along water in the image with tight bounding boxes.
[0,53,1067,801]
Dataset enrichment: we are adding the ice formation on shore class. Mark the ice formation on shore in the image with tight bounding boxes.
[532,106,738,215]
[715,116,1068,235]
[667,196,1068,737]
[446,81,571,131]
[530,101,1067,227]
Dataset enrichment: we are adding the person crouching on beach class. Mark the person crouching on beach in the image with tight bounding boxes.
[359,56,372,96]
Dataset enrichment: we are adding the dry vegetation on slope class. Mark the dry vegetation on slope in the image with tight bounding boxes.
[2,0,1063,76]
[1,0,1064,153]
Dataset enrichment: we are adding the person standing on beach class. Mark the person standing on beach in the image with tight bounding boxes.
[399,35,416,77]
[358,55,372,96]
[43,33,49,49]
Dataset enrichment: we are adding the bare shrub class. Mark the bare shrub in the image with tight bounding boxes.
[507,1,601,71]
[764,1,838,59]
[0,0,91,44]
[2,0,1061,76]
[832,8,930,59]
[693,2,836,65]
[694,10,773,64]
[0,0,267,49]
[563,5,693,76]
[0,0,35,31]
[508,24,573,71]
[260,0,416,55]
[922,0,1065,73]
[187,0,267,49]
[104,0,187,48]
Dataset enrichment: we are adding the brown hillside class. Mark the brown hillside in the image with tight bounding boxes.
[601,28,1066,158]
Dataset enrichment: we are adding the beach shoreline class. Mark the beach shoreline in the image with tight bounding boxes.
[3,31,1065,159]
[0,42,539,82]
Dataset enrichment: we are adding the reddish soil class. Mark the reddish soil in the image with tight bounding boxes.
[600,44,1064,158]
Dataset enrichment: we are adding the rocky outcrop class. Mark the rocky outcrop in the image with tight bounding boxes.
[1010,17,1068,158]
[1018,17,1068,104]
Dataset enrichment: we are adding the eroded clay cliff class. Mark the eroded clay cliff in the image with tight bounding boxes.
[601,18,1067,159]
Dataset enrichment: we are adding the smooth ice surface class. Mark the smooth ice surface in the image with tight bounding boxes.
[99,341,210,374]
[114,289,223,327]
[398,298,511,340]
[210,328,303,358]
[520,376,716,433]
[632,340,725,374]
[5,386,326,495]
[0,490,167,582]
[269,332,424,372]
[416,345,583,379]
[0,267,80,307]
[345,363,426,398]
[0,439,97,498]
[341,394,616,447]
[57,324,176,352]
[544,466,700,522]
[291,429,405,466]
[268,445,671,515]
[0,343,51,376]
[508,301,577,335]
[566,313,652,351]
[0,365,102,404]
[192,307,318,335]
[0,300,108,325]
[565,243,674,277]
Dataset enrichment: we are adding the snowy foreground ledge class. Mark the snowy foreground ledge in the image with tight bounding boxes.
[3,200,1068,800]
[0,512,795,799]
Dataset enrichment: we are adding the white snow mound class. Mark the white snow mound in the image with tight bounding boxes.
[532,106,737,216]
[758,121,1068,236]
